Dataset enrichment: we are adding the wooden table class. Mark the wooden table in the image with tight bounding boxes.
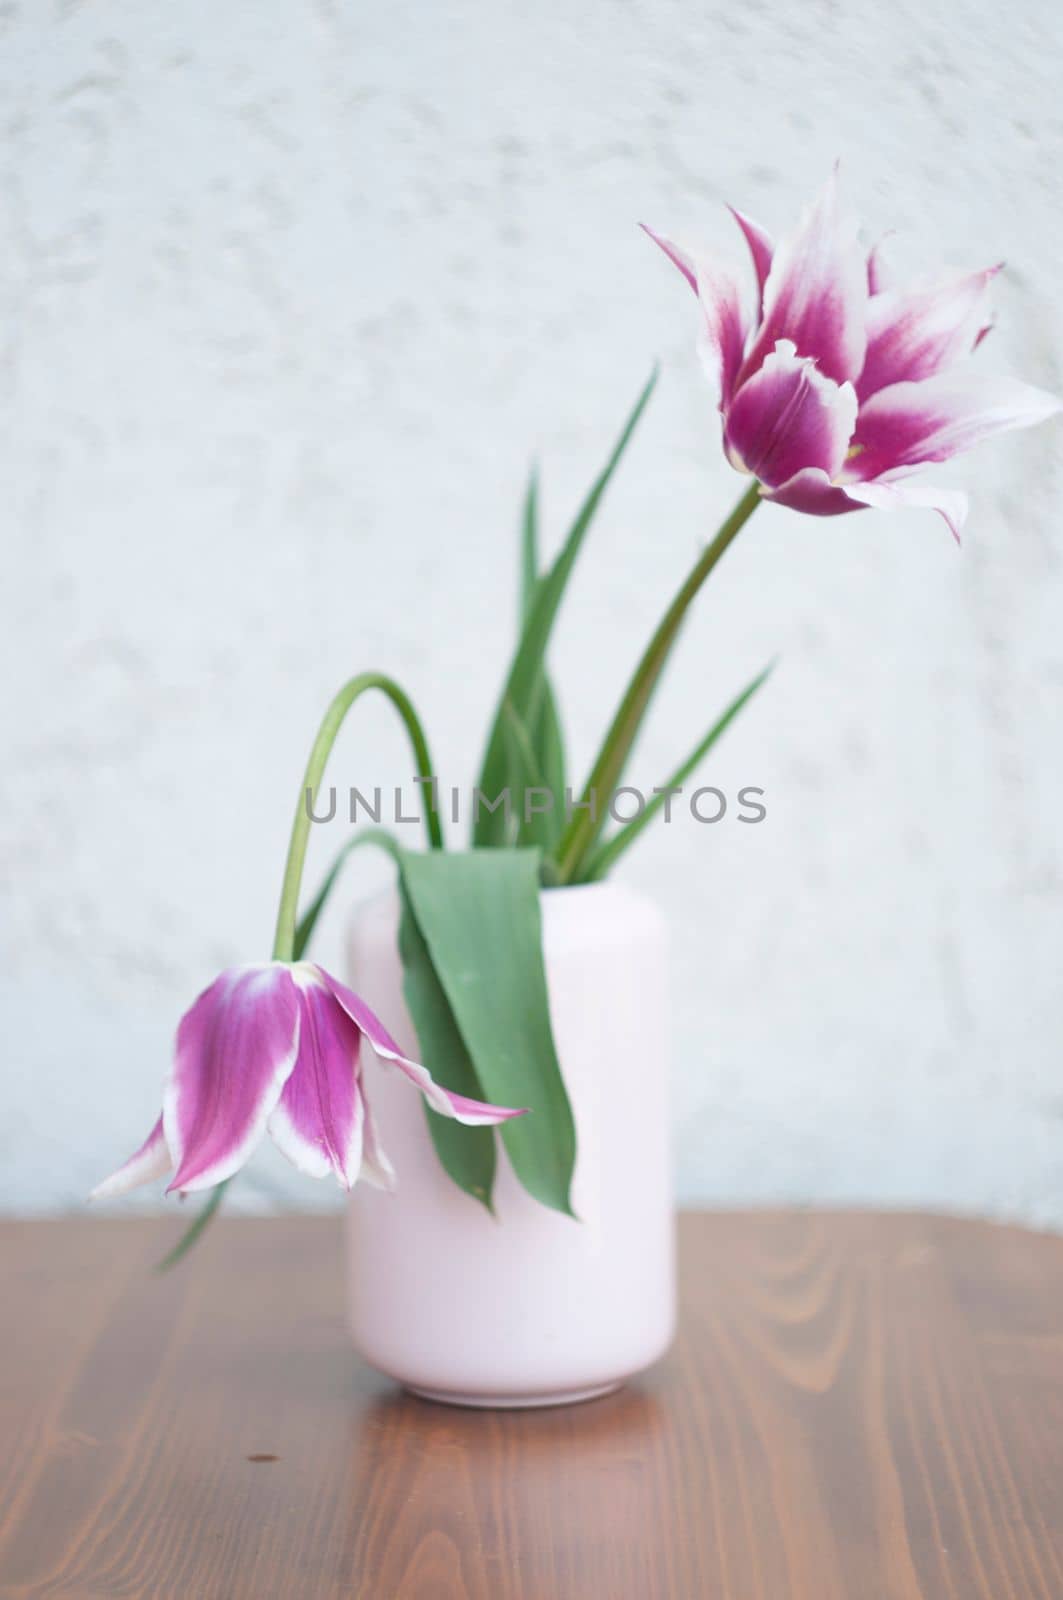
[2,1212,1062,1598]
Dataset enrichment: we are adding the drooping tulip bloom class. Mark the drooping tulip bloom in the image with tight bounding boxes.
[644,173,1060,540]
[92,962,524,1198]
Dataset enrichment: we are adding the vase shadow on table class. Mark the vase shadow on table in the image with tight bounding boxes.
[361,1375,670,1444]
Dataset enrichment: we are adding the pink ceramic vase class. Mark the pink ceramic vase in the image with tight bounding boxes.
[345,879,675,1408]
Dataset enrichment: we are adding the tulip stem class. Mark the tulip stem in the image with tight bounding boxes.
[271,673,443,962]
[155,1181,226,1273]
[554,479,763,883]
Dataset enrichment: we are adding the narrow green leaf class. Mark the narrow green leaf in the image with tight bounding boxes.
[534,682,566,816]
[581,663,774,881]
[473,372,657,847]
[513,466,567,849]
[520,466,540,625]
[554,478,762,882]
[399,884,497,1210]
[293,826,401,960]
[399,848,577,1215]
[501,695,564,854]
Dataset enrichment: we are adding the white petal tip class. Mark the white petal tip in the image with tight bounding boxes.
[639,224,698,293]
[90,1116,172,1201]
[1014,384,1063,424]
[88,1174,146,1203]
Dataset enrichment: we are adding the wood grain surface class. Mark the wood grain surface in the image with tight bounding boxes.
[1,1211,1062,1598]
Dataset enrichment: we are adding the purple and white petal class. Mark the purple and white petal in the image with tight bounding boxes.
[164,964,301,1195]
[693,257,748,405]
[359,1089,397,1191]
[642,225,747,405]
[761,465,967,542]
[91,1115,172,1200]
[729,205,773,313]
[401,1069,525,1126]
[639,222,697,294]
[850,372,1062,480]
[723,340,858,489]
[317,967,528,1127]
[760,465,967,542]
[761,466,865,518]
[858,265,1002,400]
[741,170,868,385]
[866,236,893,297]
[268,971,365,1188]
[843,478,970,544]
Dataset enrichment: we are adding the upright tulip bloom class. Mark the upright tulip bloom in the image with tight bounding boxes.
[644,173,1060,540]
[93,961,525,1199]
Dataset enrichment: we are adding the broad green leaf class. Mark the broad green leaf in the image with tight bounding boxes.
[581,663,774,881]
[398,883,497,1210]
[399,848,576,1215]
[473,372,656,848]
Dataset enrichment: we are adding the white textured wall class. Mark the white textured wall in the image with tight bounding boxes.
[2,0,1061,1220]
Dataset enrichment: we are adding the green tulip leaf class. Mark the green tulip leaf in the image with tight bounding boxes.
[398,882,498,1210]
[582,663,775,880]
[473,373,656,850]
[399,847,576,1216]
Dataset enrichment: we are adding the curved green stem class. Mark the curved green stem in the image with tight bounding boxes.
[158,678,437,1273]
[272,673,442,962]
[554,481,762,883]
